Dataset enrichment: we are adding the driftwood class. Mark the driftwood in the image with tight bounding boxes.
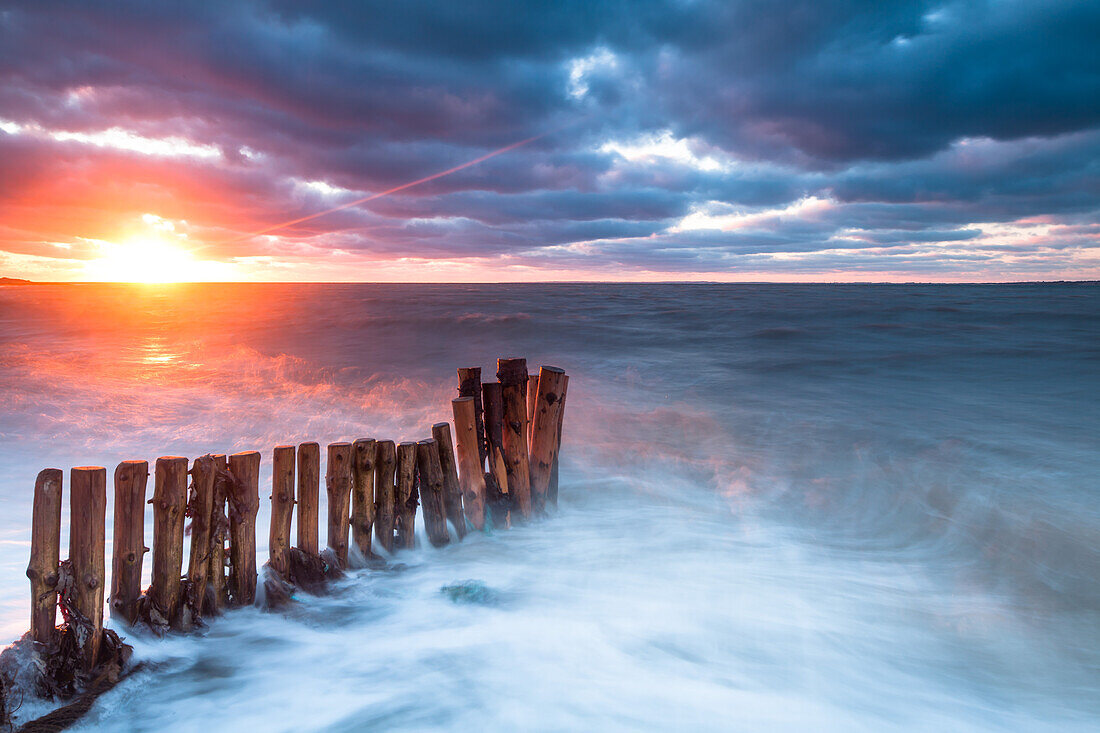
[416,440,450,548]
[529,366,567,514]
[296,442,320,556]
[431,423,467,539]
[395,442,419,550]
[269,446,295,576]
[227,451,260,607]
[373,440,397,553]
[109,462,146,627]
[457,367,487,466]
[481,381,510,528]
[451,398,487,530]
[326,442,354,568]
[28,469,62,644]
[68,467,106,670]
[351,438,377,560]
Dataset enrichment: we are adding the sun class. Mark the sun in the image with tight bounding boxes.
[83,236,237,283]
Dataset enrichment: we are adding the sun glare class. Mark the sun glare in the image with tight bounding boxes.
[83,237,236,282]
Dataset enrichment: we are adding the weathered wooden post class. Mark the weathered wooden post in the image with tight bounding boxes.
[416,439,451,548]
[549,375,569,507]
[482,381,510,527]
[110,461,147,626]
[297,441,320,556]
[227,451,260,606]
[151,456,187,626]
[457,367,487,466]
[207,454,229,614]
[69,466,106,669]
[497,357,532,519]
[526,373,539,447]
[326,442,354,568]
[351,438,377,560]
[269,446,295,576]
[432,423,467,539]
[374,440,397,553]
[28,468,63,644]
[184,455,216,625]
[529,366,568,513]
[451,398,487,530]
[395,442,419,550]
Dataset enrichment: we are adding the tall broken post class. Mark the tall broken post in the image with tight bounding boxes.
[296,441,320,556]
[151,456,187,627]
[416,439,450,548]
[374,440,397,553]
[110,461,147,626]
[451,398,487,530]
[69,466,106,670]
[351,438,377,560]
[482,381,510,528]
[497,357,532,519]
[326,442,354,567]
[432,422,466,539]
[207,454,229,614]
[457,367,487,467]
[395,442,419,550]
[528,366,568,514]
[548,375,569,508]
[269,446,295,576]
[227,451,260,606]
[28,468,63,644]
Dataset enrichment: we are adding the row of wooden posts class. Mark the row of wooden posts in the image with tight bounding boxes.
[25,359,568,673]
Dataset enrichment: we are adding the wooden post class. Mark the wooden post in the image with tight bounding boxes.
[207,454,229,614]
[482,381,510,528]
[526,373,539,448]
[326,442,354,567]
[28,468,63,644]
[416,440,450,548]
[432,423,466,539]
[351,438,377,560]
[497,357,532,519]
[185,455,216,624]
[227,451,260,606]
[269,446,295,576]
[69,466,106,670]
[451,398,487,530]
[151,456,187,626]
[457,367,487,467]
[374,440,397,553]
[395,442,419,550]
[549,375,569,507]
[297,441,320,556]
[110,461,147,626]
[529,366,568,513]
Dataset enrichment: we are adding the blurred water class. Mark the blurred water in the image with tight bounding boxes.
[0,282,1097,731]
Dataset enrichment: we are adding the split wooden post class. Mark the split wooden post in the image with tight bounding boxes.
[416,440,450,548]
[296,441,320,556]
[527,373,539,448]
[549,375,569,507]
[110,461,147,626]
[326,442,354,568]
[395,442,419,550]
[457,367,487,467]
[28,468,63,644]
[451,398,487,530]
[529,366,568,513]
[482,381,510,527]
[269,446,295,576]
[351,438,377,560]
[432,423,467,539]
[185,456,216,624]
[374,440,397,553]
[207,454,229,614]
[497,357,532,519]
[69,466,106,670]
[227,451,260,606]
[151,456,187,626]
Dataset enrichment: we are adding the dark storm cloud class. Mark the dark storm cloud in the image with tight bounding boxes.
[0,0,1097,277]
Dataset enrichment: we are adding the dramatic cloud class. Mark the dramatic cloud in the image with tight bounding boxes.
[0,0,1097,280]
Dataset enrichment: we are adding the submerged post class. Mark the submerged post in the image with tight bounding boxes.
[69,466,106,670]
[482,381,510,528]
[451,398,487,530]
[529,367,568,513]
[374,440,397,553]
[326,442,354,567]
[416,439,450,548]
[185,456,216,624]
[395,442,419,550]
[227,451,260,606]
[269,446,295,575]
[351,438,377,560]
[151,456,187,626]
[207,454,229,614]
[28,468,63,644]
[432,423,467,539]
[110,461,147,626]
[297,442,320,556]
[549,375,569,508]
[497,357,532,519]
[457,367,487,467]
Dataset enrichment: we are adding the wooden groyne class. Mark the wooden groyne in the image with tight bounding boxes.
[1,359,569,730]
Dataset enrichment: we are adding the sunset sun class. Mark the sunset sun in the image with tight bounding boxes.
[83,236,236,283]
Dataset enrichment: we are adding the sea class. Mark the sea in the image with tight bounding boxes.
[0,282,1097,731]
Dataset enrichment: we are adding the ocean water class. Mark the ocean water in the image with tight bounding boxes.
[0,282,1097,731]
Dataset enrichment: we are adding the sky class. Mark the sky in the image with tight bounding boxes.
[0,0,1097,282]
